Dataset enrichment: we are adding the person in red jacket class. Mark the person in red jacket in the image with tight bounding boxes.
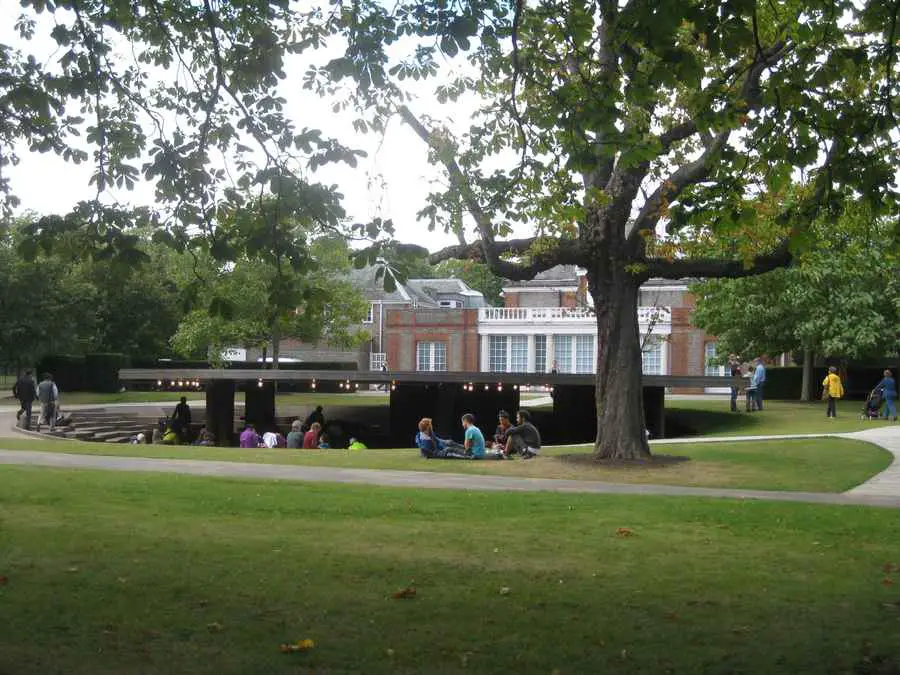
[303,422,322,449]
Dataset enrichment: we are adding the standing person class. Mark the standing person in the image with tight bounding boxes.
[303,422,322,449]
[171,396,192,441]
[728,355,742,413]
[822,366,844,419]
[12,369,37,430]
[504,409,542,459]
[303,406,325,432]
[750,358,767,411]
[35,373,58,432]
[875,369,897,421]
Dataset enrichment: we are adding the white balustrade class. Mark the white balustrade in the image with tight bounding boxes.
[479,306,670,325]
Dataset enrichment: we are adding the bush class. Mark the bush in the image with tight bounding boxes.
[84,353,131,393]
[35,355,86,392]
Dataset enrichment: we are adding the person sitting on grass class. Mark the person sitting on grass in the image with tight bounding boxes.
[318,432,330,449]
[193,427,215,446]
[415,418,469,459]
[504,409,542,459]
[239,423,259,448]
[286,420,304,449]
[348,437,367,450]
[461,413,503,460]
[492,410,512,451]
[303,422,322,449]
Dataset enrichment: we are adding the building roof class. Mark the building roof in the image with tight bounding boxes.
[406,278,487,308]
[503,265,584,289]
[345,266,411,304]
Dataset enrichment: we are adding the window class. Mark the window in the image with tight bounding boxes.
[704,342,724,377]
[439,300,462,308]
[416,342,447,371]
[369,352,386,371]
[510,335,528,373]
[363,303,375,324]
[534,335,547,373]
[489,335,507,372]
[642,339,663,375]
[575,335,594,373]
[553,335,573,373]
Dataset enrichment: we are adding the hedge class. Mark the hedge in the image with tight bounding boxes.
[765,365,900,400]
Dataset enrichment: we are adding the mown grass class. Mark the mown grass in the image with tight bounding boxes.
[666,398,885,436]
[0,435,889,493]
[3,468,900,674]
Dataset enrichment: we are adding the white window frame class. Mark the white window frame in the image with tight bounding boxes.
[416,342,447,372]
[642,338,663,375]
[363,302,375,324]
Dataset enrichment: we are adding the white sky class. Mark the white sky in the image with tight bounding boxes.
[0,6,494,253]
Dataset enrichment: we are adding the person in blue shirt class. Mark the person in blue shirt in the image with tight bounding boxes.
[875,369,898,420]
[750,358,767,411]
[461,413,504,460]
[415,418,468,459]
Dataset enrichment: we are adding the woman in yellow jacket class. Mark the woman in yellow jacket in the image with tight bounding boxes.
[822,366,844,419]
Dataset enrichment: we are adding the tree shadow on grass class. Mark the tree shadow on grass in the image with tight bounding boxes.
[665,407,766,438]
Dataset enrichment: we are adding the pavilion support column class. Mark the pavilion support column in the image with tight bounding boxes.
[245,381,276,432]
[205,380,236,447]
[643,385,665,440]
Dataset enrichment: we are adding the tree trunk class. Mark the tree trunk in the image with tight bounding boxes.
[271,322,280,371]
[800,349,813,401]
[588,263,651,460]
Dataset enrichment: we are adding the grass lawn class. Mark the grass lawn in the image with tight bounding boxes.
[667,398,881,436]
[3,468,900,674]
[0,435,889,492]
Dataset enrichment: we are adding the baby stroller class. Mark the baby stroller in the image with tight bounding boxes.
[861,388,883,420]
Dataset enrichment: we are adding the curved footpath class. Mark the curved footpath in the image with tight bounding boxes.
[1,405,899,508]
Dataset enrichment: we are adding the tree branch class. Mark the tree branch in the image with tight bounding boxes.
[399,104,576,280]
[428,237,583,281]
[626,42,790,241]
[644,242,792,279]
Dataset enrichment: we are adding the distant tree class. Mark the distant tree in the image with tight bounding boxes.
[692,205,900,399]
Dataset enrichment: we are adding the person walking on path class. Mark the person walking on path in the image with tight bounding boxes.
[750,358,767,411]
[875,369,898,420]
[12,370,37,430]
[822,366,845,419]
[35,373,58,432]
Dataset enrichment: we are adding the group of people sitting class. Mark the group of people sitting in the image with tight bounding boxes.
[415,409,541,460]
[239,406,368,450]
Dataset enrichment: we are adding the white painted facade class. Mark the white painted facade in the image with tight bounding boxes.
[476,306,672,375]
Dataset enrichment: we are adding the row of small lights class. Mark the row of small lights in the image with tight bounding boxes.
[461,383,554,392]
[157,379,201,388]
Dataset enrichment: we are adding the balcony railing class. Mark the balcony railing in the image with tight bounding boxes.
[479,306,670,325]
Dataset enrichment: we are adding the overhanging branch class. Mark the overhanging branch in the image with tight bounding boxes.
[399,104,579,281]
[428,237,584,281]
[643,242,792,280]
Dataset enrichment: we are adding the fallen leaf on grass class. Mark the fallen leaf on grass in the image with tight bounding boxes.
[391,586,416,599]
[207,622,224,633]
[66,567,79,573]
[386,648,395,657]
[615,528,636,537]
[664,612,679,621]
[884,563,896,574]
[279,639,315,653]
[0,576,7,586]
[499,587,511,596]
[883,578,895,587]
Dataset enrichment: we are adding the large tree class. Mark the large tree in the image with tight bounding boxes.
[320,0,899,458]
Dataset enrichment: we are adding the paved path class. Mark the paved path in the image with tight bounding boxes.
[2,404,899,506]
